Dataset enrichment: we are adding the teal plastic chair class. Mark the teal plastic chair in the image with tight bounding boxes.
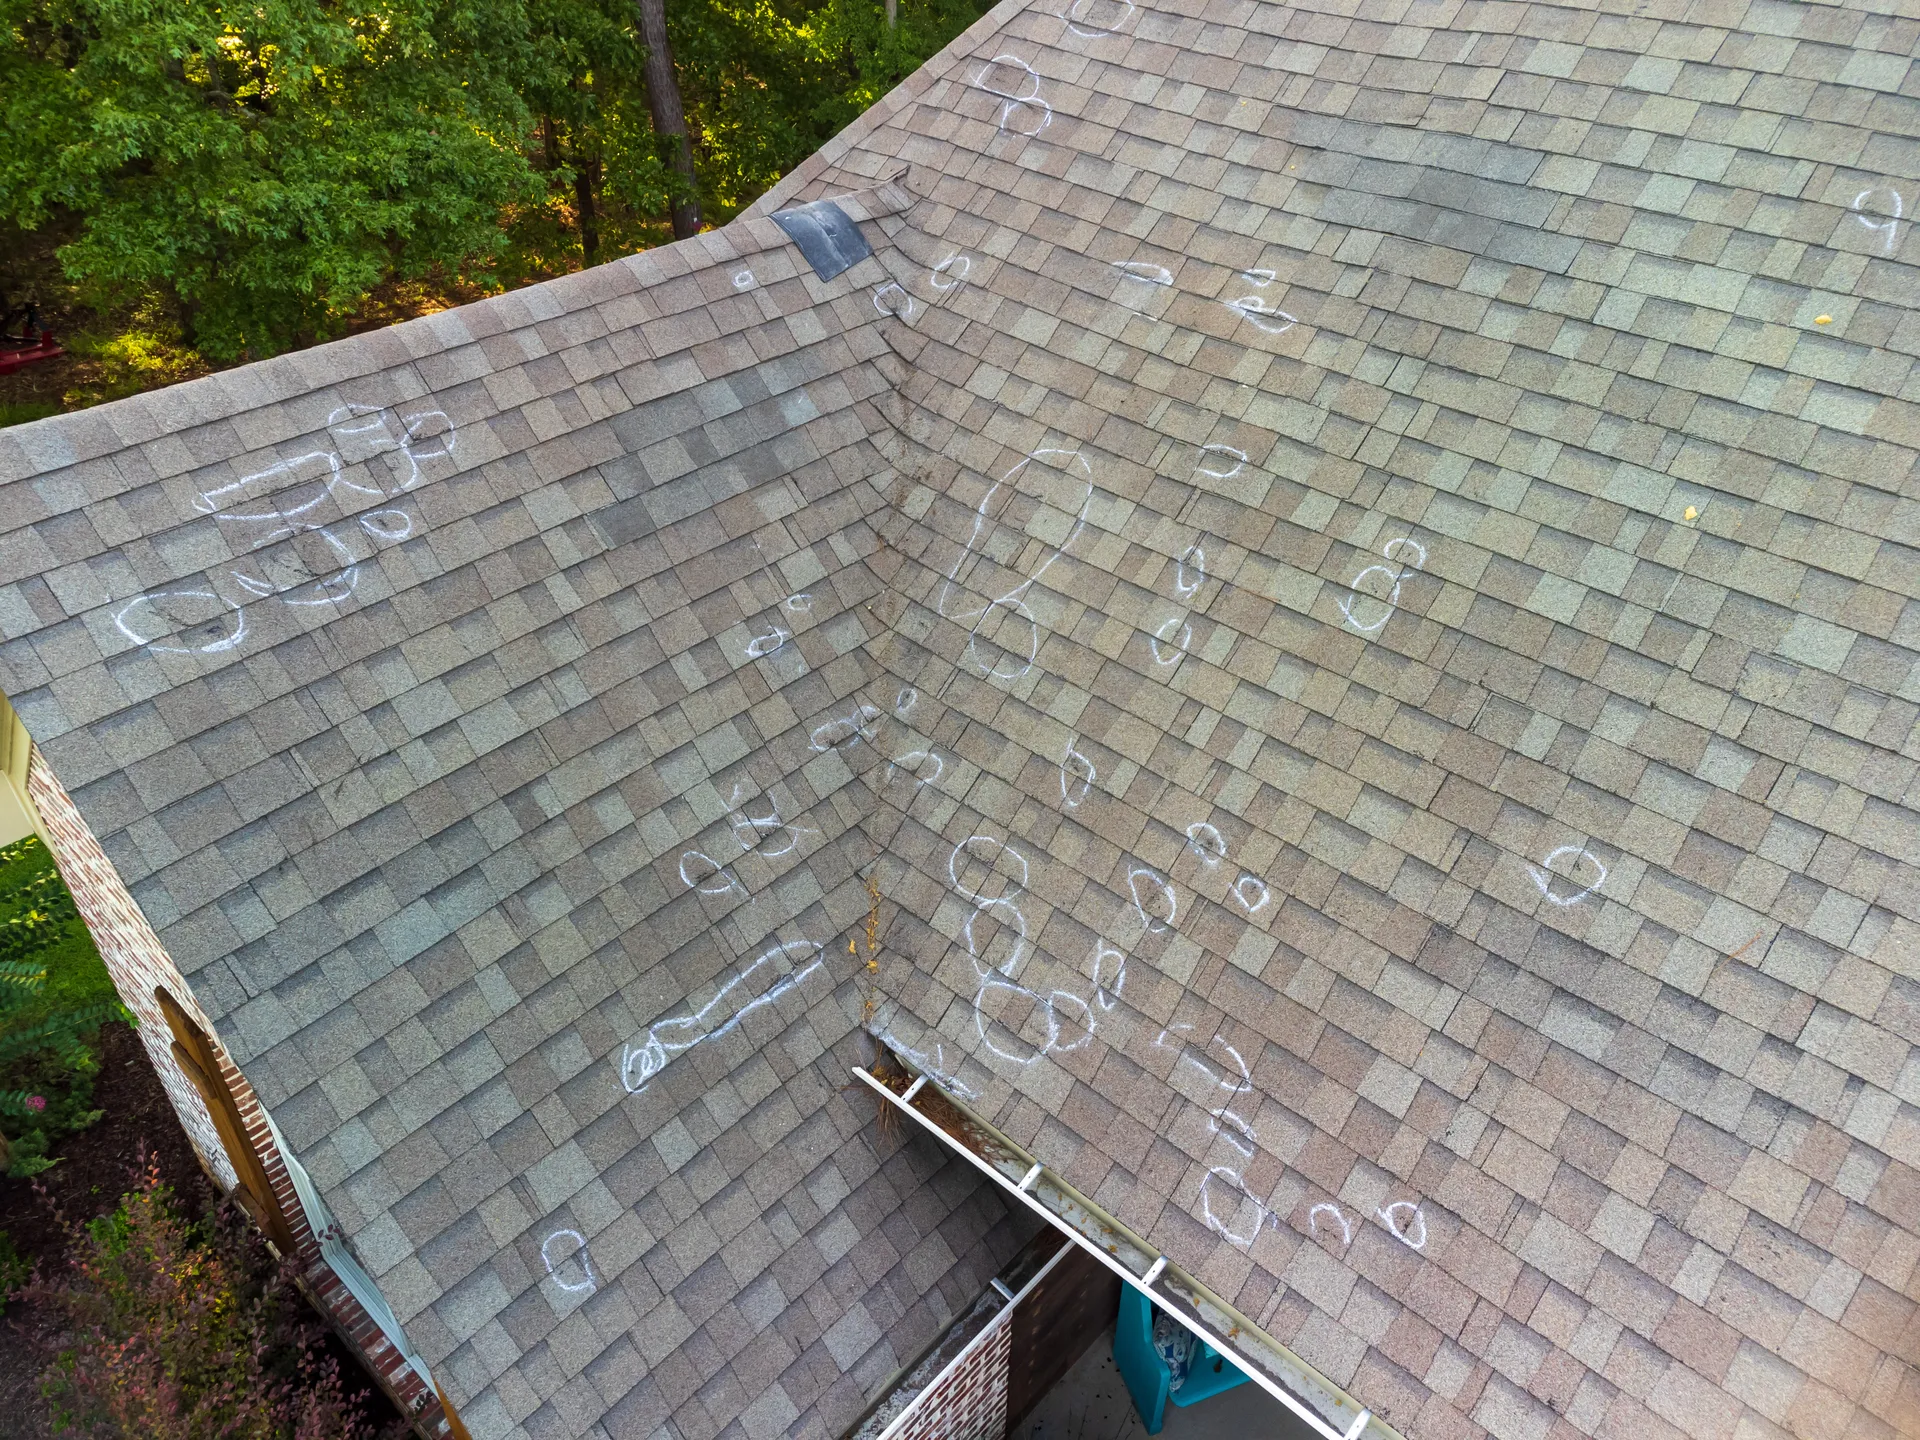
[1112,1286,1249,1433]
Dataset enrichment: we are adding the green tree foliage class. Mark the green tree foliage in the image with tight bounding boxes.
[511,0,676,268]
[0,835,127,1178]
[671,0,994,221]
[0,0,543,360]
[0,0,994,382]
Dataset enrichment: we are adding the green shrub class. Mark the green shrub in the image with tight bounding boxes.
[0,835,127,1177]
[20,1165,394,1439]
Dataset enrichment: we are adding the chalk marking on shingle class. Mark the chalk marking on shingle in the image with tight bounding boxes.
[974,55,1053,136]
[728,784,817,859]
[938,448,1095,682]
[119,404,456,653]
[1186,823,1227,868]
[1064,0,1134,39]
[541,1230,597,1293]
[1377,1201,1427,1250]
[1128,866,1178,932]
[1175,542,1207,600]
[679,849,747,899]
[1853,185,1904,256]
[873,281,916,320]
[1091,938,1126,1010]
[619,939,825,1093]
[745,626,790,658]
[1150,614,1191,665]
[931,253,971,291]
[1338,537,1425,635]
[1223,293,1296,334]
[1528,844,1606,907]
[811,703,882,751]
[1197,443,1247,479]
[886,749,944,789]
[1060,736,1096,808]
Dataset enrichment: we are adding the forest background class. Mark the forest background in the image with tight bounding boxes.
[0,0,994,424]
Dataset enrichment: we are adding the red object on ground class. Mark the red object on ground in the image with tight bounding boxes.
[0,330,64,375]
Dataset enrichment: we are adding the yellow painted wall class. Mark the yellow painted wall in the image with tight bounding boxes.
[0,691,41,846]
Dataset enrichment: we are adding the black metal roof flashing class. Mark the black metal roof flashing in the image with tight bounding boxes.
[770,199,872,280]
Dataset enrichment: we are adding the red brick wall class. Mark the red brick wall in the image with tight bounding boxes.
[26,748,238,1191]
[885,1304,1013,1440]
[26,749,456,1438]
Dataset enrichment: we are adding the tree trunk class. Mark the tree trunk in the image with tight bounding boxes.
[886,0,897,28]
[575,155,601,264]
[634,0,701,239]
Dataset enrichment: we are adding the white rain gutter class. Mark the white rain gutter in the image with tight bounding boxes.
[263,1110,437,1391]
[852,1064,1399,1440]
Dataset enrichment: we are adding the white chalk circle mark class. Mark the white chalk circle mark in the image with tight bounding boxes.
[1060,736,1096,809]
[810,703,882,752]
[1378,1201,1427,1250]
[728,785,816,859]
[1197,444,1247,479]
[1128,866,1177,933]
[114,590,248,656]
[895,686,919,717]
[745,626,790,658]
[950,835,1032,980]
[1200,1167,1272,1247]
[1175,543,1206,601]
[938,448,1095,683]
[1233,874,1271,915]
[541,1230,597,1293]
[1528,844,1607,907]
[1852,185,1904,256]
[227,522,362,607]
[1065,0,1134,37]
[974,54,1053,136]
[1110,260,1172,288]
[733,269,755,288]
[1186,823,1226,868]
[1150,615,1191,666]
[1338,537,1426,635]
[950,834,1031,898]
[1090,938,1126,1010]
[873,282,917,320]
[322,404,457,495]
[783,593,813,613]
[358,509,413,542]
[931,254,971,292]
[124,401,457,658]
[973,972,1094,1064]
[679,850,746,899]
[1223,295,1296,334]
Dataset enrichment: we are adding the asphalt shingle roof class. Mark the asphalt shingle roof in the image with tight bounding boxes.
[3,1,1919,1437]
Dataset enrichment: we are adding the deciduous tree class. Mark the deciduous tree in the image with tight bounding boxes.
[0,0,542,360]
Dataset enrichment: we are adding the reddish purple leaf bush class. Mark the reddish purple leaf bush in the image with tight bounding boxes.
[18,1163,397,1439]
